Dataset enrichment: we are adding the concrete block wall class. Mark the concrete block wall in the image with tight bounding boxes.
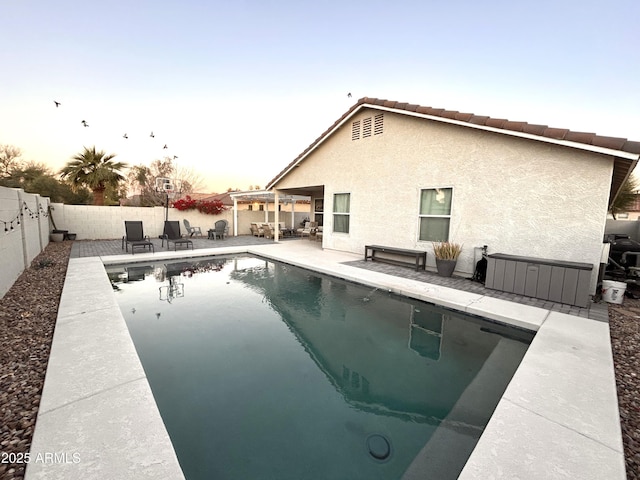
[0,187,51,299]
[50,205,237,240]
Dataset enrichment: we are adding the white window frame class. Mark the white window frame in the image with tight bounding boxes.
[417,187,454,242]
[332,192,351,234]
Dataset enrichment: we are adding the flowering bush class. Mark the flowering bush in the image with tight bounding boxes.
[172,195,198,211]
[197,199,226,215]
[172,195,227,215]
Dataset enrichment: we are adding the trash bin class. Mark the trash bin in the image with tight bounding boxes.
[602,280,627,304]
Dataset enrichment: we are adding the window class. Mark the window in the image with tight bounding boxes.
[333,193,350,233]
[314,199,324,226]
[419,188,452,241]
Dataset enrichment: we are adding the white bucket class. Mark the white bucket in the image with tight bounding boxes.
[602,280,627,304]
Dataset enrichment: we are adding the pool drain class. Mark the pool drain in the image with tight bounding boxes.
[367,434,391,461]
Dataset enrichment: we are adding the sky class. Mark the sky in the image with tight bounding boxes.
[1,0,639,193]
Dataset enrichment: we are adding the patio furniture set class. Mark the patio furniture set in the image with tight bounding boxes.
[122,219,229,254]
[250,221,322,241]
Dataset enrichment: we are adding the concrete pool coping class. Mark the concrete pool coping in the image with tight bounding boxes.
[25,242,625,479]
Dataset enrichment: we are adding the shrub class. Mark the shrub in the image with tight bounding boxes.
[172,195,227,215]
[432,241,463,260]
[197,199,226,215]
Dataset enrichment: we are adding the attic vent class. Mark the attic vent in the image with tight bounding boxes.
[374,113,384,135]
[352,120,361,141]
[362,117,372,138]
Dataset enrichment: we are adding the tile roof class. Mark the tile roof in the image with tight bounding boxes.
[360,98,640,154]
[266,97,639,204]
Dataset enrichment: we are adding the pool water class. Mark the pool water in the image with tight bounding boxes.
[106,255,533,480]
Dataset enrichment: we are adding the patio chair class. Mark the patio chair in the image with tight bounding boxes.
[298,221,317,238]
[263,223,275,239]
[250,222,264,237]
[183,219,202,237]
[162,221,193,251]
[122,221,155,254]
[209,220,227,240]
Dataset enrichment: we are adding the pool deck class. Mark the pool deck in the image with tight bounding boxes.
[25,238,625,479]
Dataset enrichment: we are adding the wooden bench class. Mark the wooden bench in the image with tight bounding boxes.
[364,245,427,271]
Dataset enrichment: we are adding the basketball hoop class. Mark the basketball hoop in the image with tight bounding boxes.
[159,277,184,303]
[155,177,182,221]
[155,177,171,190]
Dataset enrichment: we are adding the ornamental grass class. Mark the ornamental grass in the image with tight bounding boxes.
[432,241,463,260]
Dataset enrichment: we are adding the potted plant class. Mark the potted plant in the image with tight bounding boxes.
[432,241,462,277]
[50,229,67,242]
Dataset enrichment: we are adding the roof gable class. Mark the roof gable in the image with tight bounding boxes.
[266,97,639,205]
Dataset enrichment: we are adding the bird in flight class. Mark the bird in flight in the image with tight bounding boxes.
[54,101,61,107]
[81,120,89,127]
[150,132,155,138]
[123,133,128,139]
[347,93,352,98]
[163,144,168,149]
[173,155,178,159]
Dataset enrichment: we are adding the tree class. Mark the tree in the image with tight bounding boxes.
[1,162,91,204]
[122,157,204,206]
[60,146,127,206]
[0,144,23,178]
[609,176,639,220]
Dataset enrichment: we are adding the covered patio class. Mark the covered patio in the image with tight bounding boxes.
[228,190,314,236]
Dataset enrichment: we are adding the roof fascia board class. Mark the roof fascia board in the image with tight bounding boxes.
[370,104,640,160]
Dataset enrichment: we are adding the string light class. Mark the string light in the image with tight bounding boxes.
[1,202,49,234]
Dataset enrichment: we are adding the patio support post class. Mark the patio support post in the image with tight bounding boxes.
[291,199,295,229]
[264,199,269,223]
[233,197,238,236]
[273,190,280,242]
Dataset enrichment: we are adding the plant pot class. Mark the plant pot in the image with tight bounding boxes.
[435,258,457,277]
[50,233,64,242]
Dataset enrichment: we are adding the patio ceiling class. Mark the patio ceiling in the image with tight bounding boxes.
[228,190,312,203]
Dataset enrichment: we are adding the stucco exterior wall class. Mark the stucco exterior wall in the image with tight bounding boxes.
[0,187,50,299]
[275,109,613,292]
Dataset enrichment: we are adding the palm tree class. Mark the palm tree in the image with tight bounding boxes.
[60,146,127,205]
[610,176,639,220]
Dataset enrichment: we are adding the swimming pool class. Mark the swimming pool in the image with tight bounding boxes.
[106,255,533,480]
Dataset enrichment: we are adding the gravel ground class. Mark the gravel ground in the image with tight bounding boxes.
[0,240,638,479]
[0,241,71,480]
[609,297,640,480]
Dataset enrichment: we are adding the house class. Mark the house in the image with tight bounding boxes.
[266,97,640,295]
